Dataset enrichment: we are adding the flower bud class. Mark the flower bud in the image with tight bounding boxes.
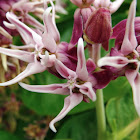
[84,8,112,51]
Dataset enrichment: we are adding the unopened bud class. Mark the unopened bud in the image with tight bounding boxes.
[84,8,112,50]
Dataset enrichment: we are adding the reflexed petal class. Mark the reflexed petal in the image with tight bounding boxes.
[76,82,96,101]
[0,62,46,86]
[68,9,83,50]
[86,58,96,74]
[121,0,137,55]
[55,60,76,79]
[76,38,88,81]
[24,14,44,31]
[98,56,137,69]
[110,0,124,13]
[49,93,83,132]
[125,68,140,116]
[42,33,57,53]
[43,6,60,43]
[6,12,43,47]
[92,69,113,89]
[55,0,67,14]
[10,44,35,49]
[111,17,140,39]
[19,82,69,95]
[0,47,34,63]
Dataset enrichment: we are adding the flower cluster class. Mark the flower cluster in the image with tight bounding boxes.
[0,0,139,134]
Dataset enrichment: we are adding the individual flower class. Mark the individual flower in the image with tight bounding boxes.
[19,38,96,132]
[69,0,95,49]
[97,0,140,116]
[0,3,77,86]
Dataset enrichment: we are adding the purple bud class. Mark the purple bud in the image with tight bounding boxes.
[84,8,112,51]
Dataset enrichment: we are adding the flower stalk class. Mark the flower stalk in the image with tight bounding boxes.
[95,89,107,140]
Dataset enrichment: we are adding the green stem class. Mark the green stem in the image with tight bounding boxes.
[88,43,106,140]
[95,89,107,140]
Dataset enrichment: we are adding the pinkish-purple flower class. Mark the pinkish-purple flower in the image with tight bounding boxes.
[19,38,96,132]
[98,0,140,116]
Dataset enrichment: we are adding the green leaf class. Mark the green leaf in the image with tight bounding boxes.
[0,131,21,140]
[103,76,130,101]
[106,92,138,133]
[54,110,97,140]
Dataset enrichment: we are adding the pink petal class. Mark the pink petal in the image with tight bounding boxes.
[19,82,69,95]
[43,6,60,43]
[42,32,57,53]
[6,12,43,47]
[109,0,124,13]
[125,68,140,116]
[0,62,46,86]
[86,58,96,74]
[68,9,83,50]
[111,17,140,39]
[121,0,137,55]
[10,44,35,49]
[92,69,113,89]
[49,93,83,132]
[0,47,34,63]
[55,60,76,79]
[55,0,68,14]
[76,38,88,81]
[24,14,44,31]
[98,56,137,69]
[76,82,96,101]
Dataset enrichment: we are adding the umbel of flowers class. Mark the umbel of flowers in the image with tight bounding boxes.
[0,0,139,138]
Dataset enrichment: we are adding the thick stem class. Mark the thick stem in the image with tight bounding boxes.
[96,89,107,140]
[88,43,106,140]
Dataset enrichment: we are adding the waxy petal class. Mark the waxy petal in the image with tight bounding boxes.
[121,0,137,55]
[19,82,69,95]
[10,44,35,49]
[55,60,76,79]
[43,6,60,43]
[76,38,88,81]
[111,17,140,39]
[0,47,34,63]
[42,32,57,53]
[49,93,83,132]
[0,62,46,86]
[24,14,44,31]
[86,58,96,74]
[6,12,43,47]
[69,9,83,50]
[110,0,124,13]
[98,56,138,69]
[125,68,140,116]
[76,82,96,101]
[92,69,113,89]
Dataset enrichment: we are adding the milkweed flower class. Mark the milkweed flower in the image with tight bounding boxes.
[98,0,140,116]
[0,2,77,86]
[19,38,97,132]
